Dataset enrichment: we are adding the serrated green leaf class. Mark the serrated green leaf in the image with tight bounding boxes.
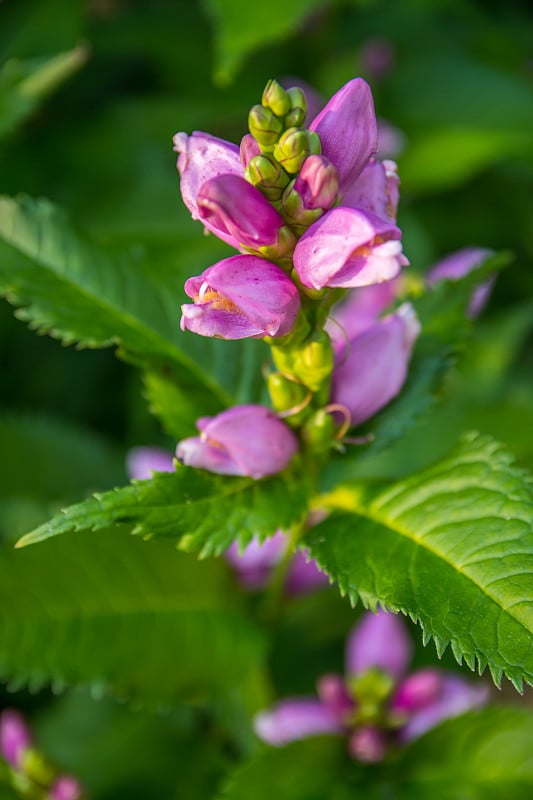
[0,528,266,708]
[310,433,533,689]
[17,467,311,557]
[0,194,228,424]
[0,47,87,139]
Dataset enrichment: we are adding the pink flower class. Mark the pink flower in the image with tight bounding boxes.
[176,405,299,479]
[293,207,406,291]
[49,776,83,800]
[330,303,420,427]
[309,78,378,197]
[0,709,32,769]
[180,255,300,340]
[126,447,174,480]
[426,247,495,318]
[197,174,293,254]
[254,610,488,761]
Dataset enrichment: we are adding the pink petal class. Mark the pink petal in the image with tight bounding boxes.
[293,207,404,290]
[331,303,420,426]
[310,78,378,194]
[254,699,342,745]
[399,673,489,742]
[345,610,413,680]
[341,158,399,223]
[126,447,175,481]
[173,131,241,223]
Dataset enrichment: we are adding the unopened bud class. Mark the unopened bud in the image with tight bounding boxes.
[257,225,297,262]
[282,155,339,228]
[245,154,290,201]
[302,409,336,452]
[307,130,322,155]
[272,331,333,392]
[248,104,283,148]
[284,86,307,128]
[273,128,310,174]
[262,79,291,117]
[267,373,309,425]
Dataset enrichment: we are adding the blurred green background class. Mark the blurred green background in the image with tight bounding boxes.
[1,0,532,797]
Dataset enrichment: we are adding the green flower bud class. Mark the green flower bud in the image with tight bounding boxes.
[262,79,291,117]
[284,86,307,128]
[271,331,333,392]
[248,104,283,147]
[273,128,310,174]
[301,409,336,453]
[245,153,290,201]
[267,373,310,425]
[22,748,56,786]
[257,224,297,262]
[307,130,322,155]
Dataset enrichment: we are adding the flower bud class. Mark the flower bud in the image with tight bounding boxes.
[282,155,339,228]
[126,447,174,481]
[181,255,300,340]
[262,79,291,117]
[245,153,290,202]
[176,405,299,479]
[0,710,32,769]
[349,726,387,763]
[197,174,288,252]
[272,331,334,393]
[284,86,307,128]
[267,372,309,421]
[239,133,260,168]
[301,409,336,452]
[273,127,310,174]
[345,610,412,681]
[248,104,283,147]
[49,775,84,800]
[331,303,420,427]
[317,674,354,721]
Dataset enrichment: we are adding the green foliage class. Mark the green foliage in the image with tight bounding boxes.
[17,466,311,557]
[0,411,124,502]
[0,47,87,140]
[220,708,533,799]
[310,433,533,689]
[0,528,267,708]
[0,194,228,433]
[203,0,329,85]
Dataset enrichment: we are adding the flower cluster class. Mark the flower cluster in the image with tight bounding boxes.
[254,610,488,762]
[173,77,418,476]
[0,709,83,800]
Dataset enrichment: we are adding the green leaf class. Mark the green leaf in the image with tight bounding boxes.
[400,128,532,192]
[17,467,311,557]
[0,194,228,425]
[0,411,124,501]
[203,0,329,85]
[220,708,533,800]
[310,433,533,689]
[0,47,87,139]
[0,528,266,707]
[397,707,533,799]
[220,738,355,800]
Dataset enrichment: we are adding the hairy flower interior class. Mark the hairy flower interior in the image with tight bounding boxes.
[197,283,242,315]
